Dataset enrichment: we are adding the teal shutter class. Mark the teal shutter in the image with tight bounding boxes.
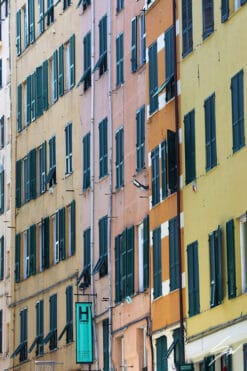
[52,50,58,102]
[98,15,107,75]
[216,226,223,304]
[15,234,21,282]
[26,75,31,125]
[36,66,43,117]
[99,118,108,178]
[184,110,195,184]
[226,219,236,299]
[58,45,64,96]
[202,0,214,39]
[136,106,145,172]
[204,94,217,171]
[103,319,109,371]
[231,70,245,152]
[31,72,36,121]
[16,160,22,208]
[115,128,124,189]
[140,13,146,64]
[30,224,36,275]
[156,336,168,371]
[182,0,193,56]
[169,217,179,291]
[99,216,108,277]
[209,232,216,307]
[49,294,57,350]
[36,300,44,355]
[0,171,3,214]
[43,217,50,269]
[187,241,200,316]
[121,229,127,298]
[17,84,22,132]
[153,226,162,298]
[148,41,158,114]
[83,133,90,190]
[126,226,134,296]
[29,148,36,199]
[42,60,49,111]
[167,130,177,193]
[115,235,121,303]
[151,147,160,206]
[16,10,21,55]
[39,0,45,34]
[0,237,4,280]
[221,0,229,22]
[161,140,167,199]
[209,228,223,307]
[143,215,149,290]
[116,33,124,86]
[165,26,175,80]
[131,17,137,73]
[29,0,35,43]
[66,286,73,343]
[59,207,66,260]
[69,34,75,88]
[70,200,76,255]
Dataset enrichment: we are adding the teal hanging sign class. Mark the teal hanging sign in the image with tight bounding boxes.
[76,302,93,364]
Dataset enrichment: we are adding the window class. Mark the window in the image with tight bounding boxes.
[58,286,73,343]
[63,0,71,9]
[221,0,229,22]
[47,136,56,187]
[116,33,124,86]
[77,31,91,90]
[68,200,76,256]
[38,0,44,34]
[20,309,28,362]
[115,226,135,303]
[47,0,54,26]
[187,241,200,316]
[0,116,4,149]
[148,41,158,114]
[78,227,91,289]
[115,127,124,189]
[99,118,108,178]
[103,319,109,371]
[202,0,214,39]
[93,15,107,76]
[53,208,66,263]
[0,310,2,353]
[182,0,193,56]
[204,94,217,171]
[52,50,58,103]
[244,344,247,371]
[117,0,124,12]
[184,110,196,184]
[17,84,22,132]
[24,5,29,48]
[58,45,64,97]
[24,225,36,279]
[151,147,160,206]
[83,132,90,190]
[69,34,75,88]
[39,142,47,194]
[0,170,4,214]
[209,226,223,307]
[65,123,72,174]
[169,217,179,291]
[29,300,44,355]
[46,294,57,350]
[138,215,149,292]
[132,13,146,72]
[28,0,35,43]
[153,226,162,299]
[136,106,145,172]
[200,356,215,371]
[165,26,175,102]
[15,234,21,282]
[93,216,108,278]
[156,336,167,371]
[39,217,50,272]
[239,216,247,293]
[225,219,236,299]
[231,70,245,152]
[0,236,4,280]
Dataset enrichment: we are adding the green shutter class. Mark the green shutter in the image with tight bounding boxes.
[165,26,175,80]
[103,319,109,371]
[169,217,179,291]
[216,226,223,304]
[187,241,200,316]
[16,160,22,208]
[66,286,73,343]
[156,336,168,371]
[182,0,193,56]
[115,235,121,303]
[52,50,58,102]
[226,219,236,298]
[44,217,50,269]
[99,118,108,178]
[30,224,36,275]
[136,106,145,172]
[153,226,162,298]
[116,33,124,86]
[16,10,21,55]
[167,130,177,193]
[131,17,137,73]
[69,34,75,88]
[70,200,76,255]
[148,41,158,114]
[161,140,167,199]
[42,60,49,111]
[26,75,31,125]
[0,237,4,280]
[143,215,149,290]
[39,0,45,34]
[17,84,22,132]
[58,44,64,96]
[204,94,217,171]
[231,70,245,152]
[83,133,90,190]
[209,232,216,307]
[31,72,36,121]
[36,66,43,117]
[15,234,21,282]
[184,110,195,184]
[59,207,66,260]
[29,0,35,43]
[29,149,36,199]
[151,147,160,206]
[221,0,229,22]
[126,226,134,296]
[0,171,4,214]
[121,229,127,299]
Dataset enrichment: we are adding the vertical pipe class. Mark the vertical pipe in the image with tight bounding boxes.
[173,0,185,364]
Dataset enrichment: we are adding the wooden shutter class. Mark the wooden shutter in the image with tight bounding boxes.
[52,50,58,102]
[167,130,177,193]
[43,217,50,269]
[29,0,35,43]
[39,0,45,34]
[221,0,229,22]
[131,17,137,73]
[216,226,223,304]
[42,60,49,111]
[226,219,236,298]
[204,94,217,171]
[17,84,22,132]
[209,232,216,307]
[66,286,73,343]
[58,44,64,97]
[169,217,179,291]
[182,0,193,56]
[161,140,167,199]
[69,34,75,88]
[30,224,36,275]
[0,171,4,214]
[31,72,36,121]
[151,147,160,206]
[26,75,31,125]
[16,160,22,208]
[202,0,214,39]
[136,106,145,172]
[103,319,109,371]
[0,237,4,280]
[126,226,134,296]
[16,10,21,55]
[15,234,21,282]
[115,235,121,303]
[153,227,162,299]
[187,241,200,316]
[231,71,245,152]
[29,149,36,199]
[99,118,108,178]
[165,26,175,80]
[156,336,168,371]
[121,230,127,299]
[143,215,149,290]
[36,66,43,117]
[70,200,76,255]
[148,42,158,114]
[184,110,195,184]
[59,207,66,260]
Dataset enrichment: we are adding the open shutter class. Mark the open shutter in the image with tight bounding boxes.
[184,110,195,184]
[26,75,31,125]
[58,44,64,96]
[182,0,193,56]
[31,72,36,121]
[70,200,76,255]
[115,235,121,303]
[167,130,177,193]
[103,319,109,371]
[169,217,179,291]
[44,217,50,269]
[165,26,175,80]
[151,147,160,206]
[16,160,22,208]
[0,237,4,280]
[66,286,73,343]
[156,336,168,371]
[0,171,4,214]
[231,70,244,152]
[153,227,162,298]
[161,140,167,199]
[30,224,36,275]
[69,34,75,88]
[143,215,149,290]
[121,230,127,299]
[226,219,236,298]
[209,232,216,307]
[221,0,229,22]
[39,0,45,34]
[59,207,66,260]
[216,226,223,304]
[42,60,49,111]
[131,17,137,73]
[36,66,43,117]
[16,10,22,55]
[15,234,21,282]
[187,241,199,316]
[29,149,36,200]
[126,226,134,296]
[204,94,217,171]
[17,84,22,132]
[29,0,35,43]
[52,50,58,102]
[148,42,158,114]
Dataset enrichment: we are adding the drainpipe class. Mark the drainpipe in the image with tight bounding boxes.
[173,0,185,364]
[90,0,99,369]
[107,0,113,369]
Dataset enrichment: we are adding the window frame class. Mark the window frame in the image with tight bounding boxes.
[65,123,73,175]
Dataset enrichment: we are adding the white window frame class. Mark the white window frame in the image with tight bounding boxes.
[65,123,72,174]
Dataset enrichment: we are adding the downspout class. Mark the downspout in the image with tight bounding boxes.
[90,0,99,368]
[107,0,113,369]
[173,0,185,364]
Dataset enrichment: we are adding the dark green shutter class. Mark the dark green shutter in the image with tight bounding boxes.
[30,224,36,275]
[167,130,177,193]
[0,171,4,214]
[99,118,108,178]
[231,70,245,152]
[69,34,75,88]
[136,106,145,172]
[153,226,162,299]
[16,160,22,208]
[151,147,160,206]
[17,84,22,132]
[216,226,223,304]
[184,110,195,184]
[42,60,49,111]
[36,66,43,117]
[31,72,36,121]
[83,133,90,190]
[44,216,50,269]
[156,336,168,371]
[58,45,64,96]
[39,0,45,34]
[121,230,127,299]
[66,286,73,343]
[15,234,21,282]
[161,140,167,199]
[29,0,35,43]
[204,94,217,171]
[26,75,31,125]
[182,0,193,56]
[131,17,137,73]
[202,0,214,39]
[29,148,36,199]
[70,200,76,255]
[169,217,179,291]
[126,226,134,296]
[52,50,58,102]
[209,232,216,307]
[116,33,124,86]
[115,235,121,303]
[59,207,66,260]
[103,319,109,371]
[0,237,4,280]
[209,228,223,307]
[148,41,158,114]
[226,219,236,298]
[165,26,175,80]
[143,215,149,290]
[187,241,200,316]
[16,10,22,55]
[221,0,229,22]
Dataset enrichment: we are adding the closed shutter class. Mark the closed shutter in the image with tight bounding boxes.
[43,217,50,269]
[36,66,43,117]
[0,171,4,214]
[16,10,22,55]
[30,224,36,275]
[221,0,229,22]
[126,226,134,296]
[16,160,22,208]
[31,72,36,121]
[58,44,64,97]
[231,70,245,152]
[136,106,145,172]
[29,0,35,43]
[182,0,193,56]
[59,207,66,260]
[169,217,179,291]
[103,319,109,371]
[69,34,75,88]
[29,149,36,200]
[70,200,76,255]
[226,219,236,298]
[153,226,162,299]
[17,84,22,132]
[187,241,200,316]
[151,147,160,206]
[0,237,4,280]
[148,42,158,114]
[66,286,73,343]
[204,94,217,171]
[156,336,168,371]
[15,234,21,282]
[143,215,149,290]
[121,230,127,299]
[167,130,177,193]
[115,235,121,303]
[52,50,58,102]
[165,26,175,80]
[184,110,195,184]
[26,75,31,125]
[161,140,167,199]
[42,60,49,111]
[131,17,137,73]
